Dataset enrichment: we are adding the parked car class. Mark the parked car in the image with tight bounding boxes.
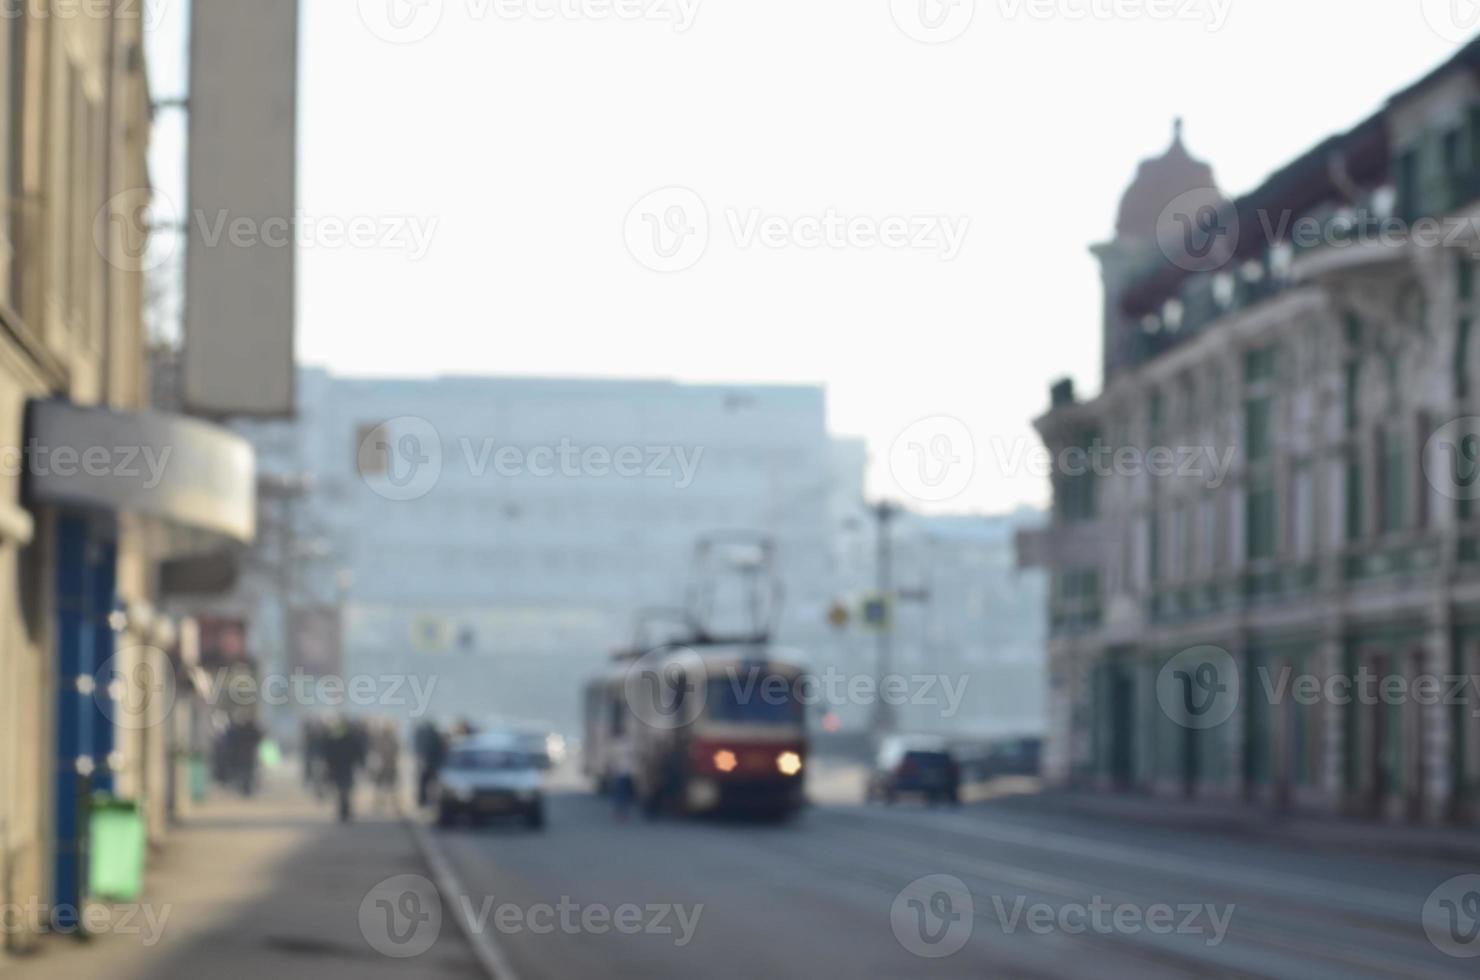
[867,736,961,806]
[433,732,547,829]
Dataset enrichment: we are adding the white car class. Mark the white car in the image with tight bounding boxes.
[434,732,547,829]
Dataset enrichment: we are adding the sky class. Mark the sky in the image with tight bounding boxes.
[145,1,1469,515]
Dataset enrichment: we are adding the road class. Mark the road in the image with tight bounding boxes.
[428,778,1477,979]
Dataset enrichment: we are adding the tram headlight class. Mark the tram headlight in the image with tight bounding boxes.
[777,751,803,777]
[713,749,739,773]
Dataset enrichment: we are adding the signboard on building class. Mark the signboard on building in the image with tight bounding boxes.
[184,0,299,417]
[197,615,248,669]
[289,606,342,678]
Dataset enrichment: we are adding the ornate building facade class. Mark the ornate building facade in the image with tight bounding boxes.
[1024,42,1480,824]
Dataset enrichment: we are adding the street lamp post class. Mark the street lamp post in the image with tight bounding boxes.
[871,501,898,741]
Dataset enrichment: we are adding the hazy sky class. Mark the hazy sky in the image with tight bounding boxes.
[147,2,1468,514]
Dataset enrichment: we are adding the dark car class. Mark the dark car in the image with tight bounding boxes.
[867,737,961,805]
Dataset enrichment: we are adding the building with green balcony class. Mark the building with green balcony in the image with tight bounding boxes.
[1019,41,1480,825]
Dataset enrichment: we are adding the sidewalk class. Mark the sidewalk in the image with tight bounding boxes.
[1014,788,1480,864]
[1,766,484,980]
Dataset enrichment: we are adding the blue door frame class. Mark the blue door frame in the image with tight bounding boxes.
[52,514,118,927]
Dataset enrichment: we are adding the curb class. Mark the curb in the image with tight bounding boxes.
[399,801,521,980]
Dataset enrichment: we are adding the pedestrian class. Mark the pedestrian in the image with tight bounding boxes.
[370,721,401,814]
[323,716,362,823]
[225,712,262,797]
[414,720,447,807]
[302,718,328,798]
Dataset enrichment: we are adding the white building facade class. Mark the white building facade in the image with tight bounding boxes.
[233,369,853,734]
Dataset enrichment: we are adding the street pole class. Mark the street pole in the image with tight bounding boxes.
[872,501,897,741]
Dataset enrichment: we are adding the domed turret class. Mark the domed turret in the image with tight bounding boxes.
[1095,120,1223,382]
[1114,119,1219,242]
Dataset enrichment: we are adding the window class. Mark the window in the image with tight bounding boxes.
[1443,127,1464,179]
[1459,318,1473,400]
[1379,429,1407,535]
[1183,503,1197,581]
[1246,475,1277,562]
[1347,456,1366,542]
[1345,361,1361,431]
[1200,496,1218,577]
[1244,346,1277,386]
[1171,503,1188,582]
[1396,147,1420,219]
[1245,397,1273,462]
[1293,463,1314,560]
[1147,511,1161,585]
[1057,430,1099,522]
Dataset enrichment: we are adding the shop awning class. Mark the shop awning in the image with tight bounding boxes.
[22,399,256,544]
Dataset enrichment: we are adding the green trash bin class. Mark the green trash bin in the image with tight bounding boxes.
[88,796,147,903]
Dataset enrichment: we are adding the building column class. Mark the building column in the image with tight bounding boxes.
[1315,632,1346,810]
[1422,607,1454,824]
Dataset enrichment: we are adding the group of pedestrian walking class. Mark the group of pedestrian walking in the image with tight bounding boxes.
[300,716,402,822]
